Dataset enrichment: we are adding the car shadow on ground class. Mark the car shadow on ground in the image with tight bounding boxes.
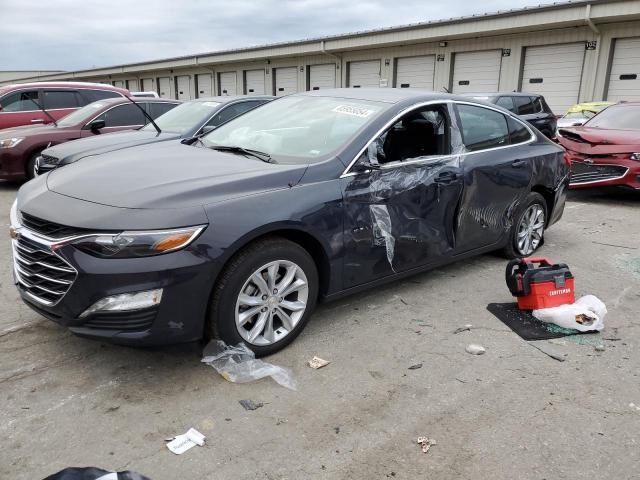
[568,186,640,205]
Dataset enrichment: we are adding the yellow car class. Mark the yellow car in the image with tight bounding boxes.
[557,101,615,128]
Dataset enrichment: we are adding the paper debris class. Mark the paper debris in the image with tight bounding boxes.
[308,356,330,369]
[166,428,205,455]
[465,344,486,355]
[417,436,437,453]
[453,324,472,334]
[408,363,423,370]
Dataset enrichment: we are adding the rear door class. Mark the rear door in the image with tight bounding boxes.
[42,89,81,121]
[454,103,534,252]
[341,103,463,287]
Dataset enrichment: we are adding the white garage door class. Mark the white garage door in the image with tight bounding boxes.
[607,38,640,101]
[349,60,381,88]
[113,80,125,89]
[452,50,502,94]
[309,64,336,90]
[158,77,171,98]
[176,75,191,100]
[126,79,139,91]
[196,74,213,98]
[522,43,585,114]
[141,78,154,92]
[395,55,435,90]
[219,72,237,95]
[245,70,265,94]
[274,67,298,96]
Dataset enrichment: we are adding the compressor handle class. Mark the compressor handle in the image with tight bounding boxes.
[505,258,524,295]
[523,257,552,267]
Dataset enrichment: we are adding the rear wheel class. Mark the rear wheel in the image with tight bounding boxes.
[503,192,547,258]
[208,237,318,356]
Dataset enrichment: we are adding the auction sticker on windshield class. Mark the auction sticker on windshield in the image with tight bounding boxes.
[332,105,375,118]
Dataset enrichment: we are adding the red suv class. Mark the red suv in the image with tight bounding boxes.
[0,97,179,180]
[0,82,130,130]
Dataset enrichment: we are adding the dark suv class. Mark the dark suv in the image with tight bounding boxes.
[464,92,557,138]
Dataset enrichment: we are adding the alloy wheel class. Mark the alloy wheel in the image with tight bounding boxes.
[235,260,309,346]
[516,204,545,255]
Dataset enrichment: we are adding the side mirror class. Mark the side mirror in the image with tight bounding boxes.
[87,119,106,132]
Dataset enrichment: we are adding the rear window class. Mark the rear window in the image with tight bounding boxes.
[514,96,535,115]
[43,90,79,109]
[80,89,122,104]
[495,96,516,113]
[457,104,510,151]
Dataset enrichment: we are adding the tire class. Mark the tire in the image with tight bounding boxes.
[503,192,547,258]
[207,237,319,357]
[25,151,41,180]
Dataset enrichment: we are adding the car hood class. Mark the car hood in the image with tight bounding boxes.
[46,141,308,209]
[0,123,61,138]
[557,127,640,154]
[43,130,180,164]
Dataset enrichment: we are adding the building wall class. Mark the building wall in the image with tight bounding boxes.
[3,1,640,113]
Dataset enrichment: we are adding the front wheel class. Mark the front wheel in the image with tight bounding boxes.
[208,237,318,356]
[503,192,547,258]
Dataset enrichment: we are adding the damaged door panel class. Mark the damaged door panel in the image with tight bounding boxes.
[341,103,464,288]
[453,103,534,252]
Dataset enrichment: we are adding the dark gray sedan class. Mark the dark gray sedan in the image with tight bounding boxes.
[35,95,273,174]
[12,89,568,355]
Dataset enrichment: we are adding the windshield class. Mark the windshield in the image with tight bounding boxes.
[142,101,221,134]
[564,112,592,119]
[201,96,387,163]
[585,105,640,130]
[57,101,108,127]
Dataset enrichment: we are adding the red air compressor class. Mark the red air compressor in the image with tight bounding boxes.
[506,257,575,310]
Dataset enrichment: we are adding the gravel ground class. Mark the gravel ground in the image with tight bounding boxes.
[1,180,639,480]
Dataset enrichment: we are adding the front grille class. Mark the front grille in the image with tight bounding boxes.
[570,162,628,185]
[83,309,157,331]
[39,154,60,166]
[12,235,77,306]
[20,211,90,239]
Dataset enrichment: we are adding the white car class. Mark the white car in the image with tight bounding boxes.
[130,91,160,98]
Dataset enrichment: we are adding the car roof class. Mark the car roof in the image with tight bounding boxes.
[190,95,275,104]
[0,81,129,94]
[297,88,466,104]
[461,92,542,98]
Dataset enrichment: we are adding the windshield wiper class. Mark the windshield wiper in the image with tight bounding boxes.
[29,98,58,126]
[211,145,274,163]
[126,95,162,135]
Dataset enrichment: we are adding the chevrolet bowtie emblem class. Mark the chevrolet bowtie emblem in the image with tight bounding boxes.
[9,226,20,240]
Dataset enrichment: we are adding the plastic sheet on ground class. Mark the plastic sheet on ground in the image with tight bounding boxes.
[201,340,296,390]
[532,295,607,332]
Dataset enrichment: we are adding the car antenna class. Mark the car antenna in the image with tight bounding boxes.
[126,95,162,135]
[28,97,58,126]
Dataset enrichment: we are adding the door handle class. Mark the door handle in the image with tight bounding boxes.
[31,119,44,123]
[511,159,527,168]
[434,171,461,184]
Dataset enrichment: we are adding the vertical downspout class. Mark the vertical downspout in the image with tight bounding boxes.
[320,40,342,87]
[585,4,601,101]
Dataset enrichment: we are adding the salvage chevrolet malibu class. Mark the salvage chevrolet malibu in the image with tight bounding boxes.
[10,89,568,355]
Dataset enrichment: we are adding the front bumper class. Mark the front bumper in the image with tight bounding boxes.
[12,227,218,346]
[566,151,640,189]
[0,149,27,180]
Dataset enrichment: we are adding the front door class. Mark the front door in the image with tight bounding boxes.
[341,103,464,288]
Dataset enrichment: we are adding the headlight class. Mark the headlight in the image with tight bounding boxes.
[631,153,640,161]
[71,225,206,258]
[0,137,24,148]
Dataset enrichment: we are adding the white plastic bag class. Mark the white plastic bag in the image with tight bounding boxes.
[201,340,296,390]
[532,295,607,332]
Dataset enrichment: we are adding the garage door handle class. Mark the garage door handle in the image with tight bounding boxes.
[511,159,527,168]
